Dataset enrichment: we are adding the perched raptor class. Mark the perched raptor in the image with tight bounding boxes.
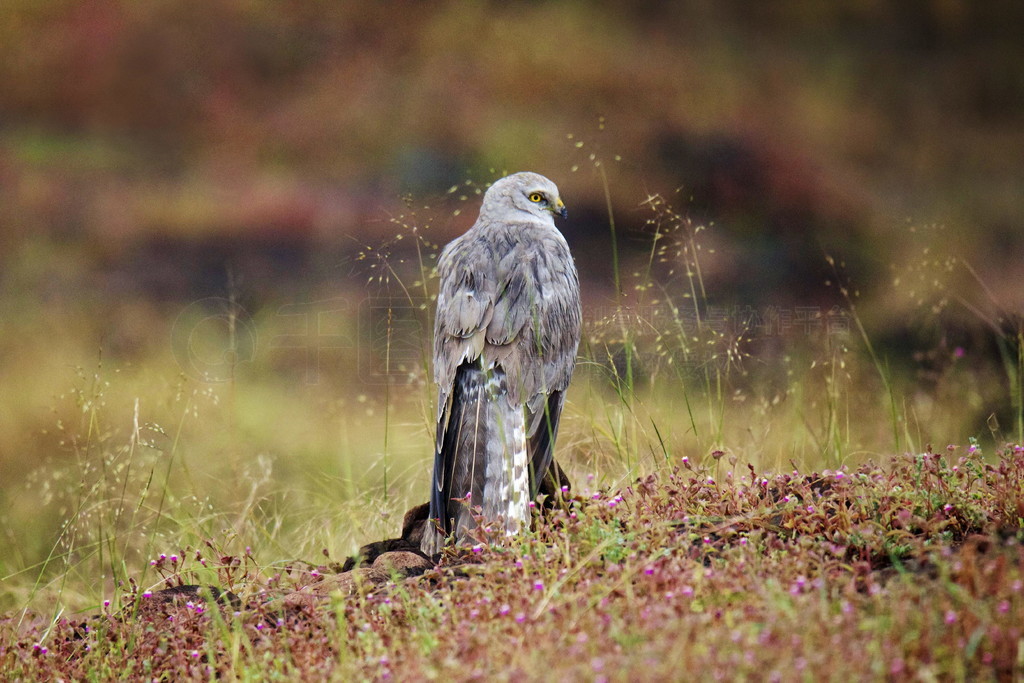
[421,172,581,555]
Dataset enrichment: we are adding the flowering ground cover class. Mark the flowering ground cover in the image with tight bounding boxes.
[3,443,1021,680]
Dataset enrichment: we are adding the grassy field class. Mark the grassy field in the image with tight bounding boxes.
[1,194,1022,679]
[2,445,1022,679]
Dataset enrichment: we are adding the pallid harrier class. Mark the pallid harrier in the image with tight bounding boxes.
[422,172,581,555]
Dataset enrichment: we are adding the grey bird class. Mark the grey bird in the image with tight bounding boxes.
[421,172,581,555]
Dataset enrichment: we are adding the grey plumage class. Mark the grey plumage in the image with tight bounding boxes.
[422,172,581,554]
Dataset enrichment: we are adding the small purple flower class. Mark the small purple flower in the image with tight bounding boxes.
[170,555,178,563]
[142,591,152,598]
[954,347,965,358]
[968,444,978,455]
[103,600,110,608]
[534,580,544,591]
[739,538,748,546]
[515,612,526,623]
[681,456,689,464]
[944,610,957,624]
[998,601,1010,613]
[528,501,536,508]
[191,650,200,658]
[943,504,954,513]
[471,545,483,554]
[561,485,569,492]
[644,566,655,575]
[806,505,815,513]
[499,604,511,616]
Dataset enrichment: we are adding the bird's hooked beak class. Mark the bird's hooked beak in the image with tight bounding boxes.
[553,197,567,220]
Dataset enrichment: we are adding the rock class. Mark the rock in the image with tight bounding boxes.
[371,550,433,577]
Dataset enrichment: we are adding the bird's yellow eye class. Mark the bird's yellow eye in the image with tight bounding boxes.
[529,192,544,203]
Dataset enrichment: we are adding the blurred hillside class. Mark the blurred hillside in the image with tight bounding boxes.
[2,0,1022,300]
[1,1,1023,460]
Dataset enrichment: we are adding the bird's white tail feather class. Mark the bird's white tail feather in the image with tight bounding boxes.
[477,373,529,536]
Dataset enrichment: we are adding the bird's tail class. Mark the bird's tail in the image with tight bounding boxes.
[422,363,528,554]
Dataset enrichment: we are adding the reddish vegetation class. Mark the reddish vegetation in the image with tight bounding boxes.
[3,445,1022,679]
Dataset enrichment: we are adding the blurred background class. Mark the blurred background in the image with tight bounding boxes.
[1,1,1023,606]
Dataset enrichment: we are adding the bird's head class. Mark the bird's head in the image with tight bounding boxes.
[483,172,567,224]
